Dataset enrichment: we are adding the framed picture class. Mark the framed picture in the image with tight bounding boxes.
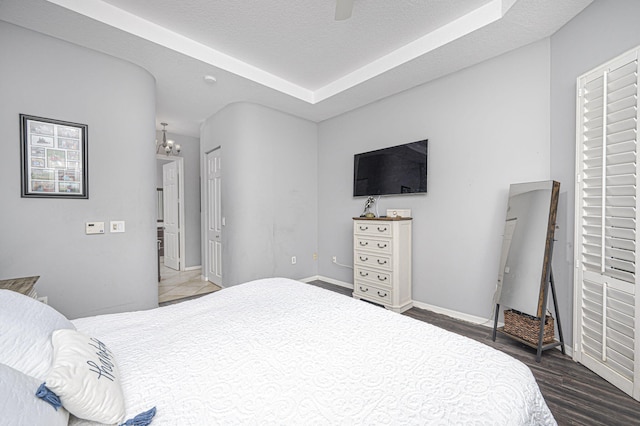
[20,114,88,198]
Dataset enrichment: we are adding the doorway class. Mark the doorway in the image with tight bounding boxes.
[204,148,222,286]
[156,155,185,272]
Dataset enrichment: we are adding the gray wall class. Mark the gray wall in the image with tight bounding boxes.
[200,102,318,286]
[156,131,201,268]
[550,0,640,348]
[318,39,551,320]
[0,22,158,319]
[156,162,164,188]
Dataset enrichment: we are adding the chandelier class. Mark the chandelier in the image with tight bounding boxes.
[156,122,181,156]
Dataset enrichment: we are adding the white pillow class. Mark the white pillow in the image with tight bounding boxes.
[0,363,69,426]
[0,289,75,380]
[45,329,126,424]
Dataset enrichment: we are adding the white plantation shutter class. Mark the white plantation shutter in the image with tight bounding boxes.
[575,48,640,401]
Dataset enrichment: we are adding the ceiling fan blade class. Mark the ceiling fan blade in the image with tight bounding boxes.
[335,0,354,21]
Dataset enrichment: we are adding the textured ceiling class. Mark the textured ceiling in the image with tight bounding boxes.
[0,0,593,137]
[101,0,492,89]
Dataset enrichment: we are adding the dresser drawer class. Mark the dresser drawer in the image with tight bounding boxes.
[354,221,392,237]
[354,251,392,271]
[354,266,392,287]
[354,236,392,254]
[354,281,392,305]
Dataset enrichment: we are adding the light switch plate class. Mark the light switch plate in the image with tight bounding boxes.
[386,209,411,218]
[110,221,125,233]
[85,222,105,234]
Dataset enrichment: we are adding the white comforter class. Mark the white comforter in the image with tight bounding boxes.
[71,278,556,425]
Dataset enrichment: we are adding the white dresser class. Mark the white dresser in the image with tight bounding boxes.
[352,217,412,313]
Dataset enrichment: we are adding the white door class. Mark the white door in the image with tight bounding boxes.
[163,161,180,271]
[206,149,222,285]
[574,48,640,401]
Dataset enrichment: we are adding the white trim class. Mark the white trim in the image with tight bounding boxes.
[564,344,574,357]
[412,300,499,328]
[46,0,313,102]
[202,147,223,288]
[411,300,572,356]
[301,276,572,356]
[201,274,225,288]
[185,265,201,271]
[157,155,186,271]
[314,0,512,102]
[573,73,583,364]
[300,275,353,290]
[46,0,514,104]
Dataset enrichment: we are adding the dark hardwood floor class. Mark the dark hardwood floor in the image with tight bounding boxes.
[306,280,640,426]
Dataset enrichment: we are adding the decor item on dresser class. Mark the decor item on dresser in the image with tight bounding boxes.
[386,208,411,218]
[0,278,556,425]
[360,195,377,218]
[19,114,88,199]
[353,217,412,312]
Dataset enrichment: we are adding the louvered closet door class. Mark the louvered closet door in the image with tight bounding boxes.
[575,48,640,401]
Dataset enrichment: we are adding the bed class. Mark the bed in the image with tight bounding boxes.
[0,278,556,425]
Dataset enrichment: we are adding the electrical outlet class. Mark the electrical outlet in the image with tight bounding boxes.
[332,256,337,263]
[110,220,125,233]
[291,256,296,265]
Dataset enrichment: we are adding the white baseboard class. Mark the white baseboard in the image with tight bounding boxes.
[412,300,572,356]
[301,275,353,290]
[185,265,202,271]
[200,274,224,288]
[412,300,500,328]
[305,277,496,325]
[300,276,572,356]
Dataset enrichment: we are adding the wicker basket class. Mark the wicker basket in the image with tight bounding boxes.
[503,309,555,344]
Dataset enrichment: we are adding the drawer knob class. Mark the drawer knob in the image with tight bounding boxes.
[359,241,368,246]
[377,259,387,265]
[377,243,387,249]
[359,286,368,292]
[377,227,387,232]
[377,275,387,281]
[359,271,369,277]
[359,256,368,261]
[377,291,388,297]
[359,226,368,231]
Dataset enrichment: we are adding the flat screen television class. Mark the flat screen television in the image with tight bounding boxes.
[353,139,428,197]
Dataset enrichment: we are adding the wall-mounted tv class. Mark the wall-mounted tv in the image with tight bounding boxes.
[353,139,428,197]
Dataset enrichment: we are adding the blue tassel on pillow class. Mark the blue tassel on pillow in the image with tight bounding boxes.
[120,406,157,426]
[35,383,62,411]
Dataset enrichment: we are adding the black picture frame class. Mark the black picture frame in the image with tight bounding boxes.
[20,114,88,199]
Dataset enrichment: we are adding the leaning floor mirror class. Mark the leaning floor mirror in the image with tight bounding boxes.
[492,180,565,361]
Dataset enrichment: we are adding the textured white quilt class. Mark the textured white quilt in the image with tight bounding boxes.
[71,278,556,425]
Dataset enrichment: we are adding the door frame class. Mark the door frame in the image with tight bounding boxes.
[202,147,221,284]
[157,154,186,271]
